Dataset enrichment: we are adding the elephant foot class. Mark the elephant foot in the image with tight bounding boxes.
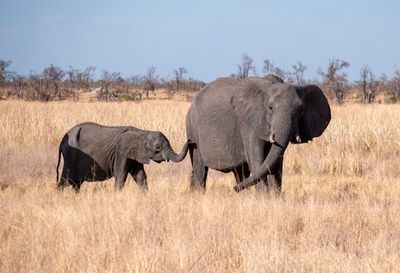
[233,180,281,194]
[255,181,268,192]
[190,182,206,192]
[233,185,241,192]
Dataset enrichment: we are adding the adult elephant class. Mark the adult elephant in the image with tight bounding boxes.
[186,76,331,192]
[57,122,189,192]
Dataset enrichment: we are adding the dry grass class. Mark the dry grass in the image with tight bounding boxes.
[1,100,400,273]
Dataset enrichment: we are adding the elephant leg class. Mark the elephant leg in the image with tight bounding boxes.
[189,145,208,191]
[58,166,82,192]
[251,142,283,193]
[57,168,70,190]
[129,162,148,192]
[244,138,271,192]
[58,150,86,193]
[114,153,129,190]
[266,156,283,192]
[57,179,69,190]
[233,164,250,184]
[71,181,82,193]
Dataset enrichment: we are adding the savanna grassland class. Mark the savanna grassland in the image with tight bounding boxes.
[1,100,400,273]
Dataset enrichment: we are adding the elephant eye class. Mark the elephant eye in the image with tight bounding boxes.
[155,145,161,151]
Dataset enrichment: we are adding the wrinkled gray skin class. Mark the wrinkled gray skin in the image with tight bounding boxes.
[57,122,189,192]
[186,75,331,192]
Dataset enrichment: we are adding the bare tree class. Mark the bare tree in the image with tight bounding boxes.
[114,76,142,101]
[25,72,45,101]
[262,59,275,75]
[66,66,96,100]
[360,65,369,103]
[129,74,143,87]
[10,73,26,99]
[319,59,350,104]
[389,70,400,101]
[379,73,388,86]
[65,66,80,100]
[79,66,96,90]
[359,65,377,103]
[262,59,287,81]
[186,78,205,92]
[236,54,256,79]
[98,71,120,101]
[160,77,175,99]
[174,67,187,90]
[292,62,307,84]
[42,64,65,100]
[143,66,158,98]
[0,59,12,86]
[127,74,144,100]
[273,67,286,82]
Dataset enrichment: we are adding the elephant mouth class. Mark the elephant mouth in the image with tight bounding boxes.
[153,159,163,164]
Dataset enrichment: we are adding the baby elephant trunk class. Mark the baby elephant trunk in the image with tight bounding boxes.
[166,140,190,162]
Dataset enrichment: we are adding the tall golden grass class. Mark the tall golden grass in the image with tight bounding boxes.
[1,100,400,273]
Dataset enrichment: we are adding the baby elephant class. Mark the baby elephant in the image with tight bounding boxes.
[56,122,189,192]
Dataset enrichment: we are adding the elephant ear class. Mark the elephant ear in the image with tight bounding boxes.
[120,132,151,164]
[231,81,270,138]
[296,85,331,143]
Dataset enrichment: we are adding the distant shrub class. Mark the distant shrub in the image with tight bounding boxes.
[385,94,397,104]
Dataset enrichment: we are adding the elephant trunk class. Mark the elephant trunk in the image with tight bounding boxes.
[234,118,292,192]
[166,140,189,162]
[233,144,285,192]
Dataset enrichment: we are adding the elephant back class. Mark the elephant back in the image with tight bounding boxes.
[66,123,139,170]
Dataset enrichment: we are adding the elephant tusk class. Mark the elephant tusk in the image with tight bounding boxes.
[269,133,275,144]
[162,152,169,162]
[296,135,302,143]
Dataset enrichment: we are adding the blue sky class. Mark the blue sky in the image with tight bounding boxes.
[1,0,399,82]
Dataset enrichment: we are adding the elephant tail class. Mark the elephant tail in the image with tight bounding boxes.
[56,148,62,183]
[56,135,67,183]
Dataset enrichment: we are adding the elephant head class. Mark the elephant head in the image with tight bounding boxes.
[121,131,189,164]
[232,82,331,192]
